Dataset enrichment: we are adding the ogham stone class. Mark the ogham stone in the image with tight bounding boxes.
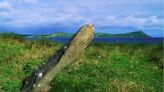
[21,24,94,92]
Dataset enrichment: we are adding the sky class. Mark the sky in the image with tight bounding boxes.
[0,0,163,37]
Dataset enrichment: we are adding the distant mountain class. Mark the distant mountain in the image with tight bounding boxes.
[34,31,150,38]
[2,31,150,38]
[94,31,151,38]
[39,32,72,38]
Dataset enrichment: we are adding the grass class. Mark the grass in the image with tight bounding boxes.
[0,34,163,92]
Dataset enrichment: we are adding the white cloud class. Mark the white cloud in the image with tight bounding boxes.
[94,16,164,29]
[22,0,38,4]
[0,1,12,11]
[0,0,163,30]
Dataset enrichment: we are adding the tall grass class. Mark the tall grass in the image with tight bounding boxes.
[0,35,61,92]
[0,32,25,40]
[0,35,163,92]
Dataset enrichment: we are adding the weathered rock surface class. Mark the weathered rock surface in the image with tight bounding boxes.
[21,24,94,92]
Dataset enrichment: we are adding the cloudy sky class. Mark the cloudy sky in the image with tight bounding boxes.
[0,0,163,37]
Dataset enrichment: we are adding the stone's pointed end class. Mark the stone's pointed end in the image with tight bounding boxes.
[83,23,94,37]
[86,23,94,31]
[88,23,94,30]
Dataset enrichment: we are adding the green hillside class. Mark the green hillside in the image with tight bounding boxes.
[0,34,163,92]
[39,32,72,38]
[49,31,150,38]
[0,31,151,38]
[94,31,150,38]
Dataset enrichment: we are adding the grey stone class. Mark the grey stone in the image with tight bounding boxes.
[21,24,94,92]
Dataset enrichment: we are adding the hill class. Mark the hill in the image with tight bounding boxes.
[94,31,150,38]
[38,31,151,38]
[1,31,151,38]
[39,32,72,38]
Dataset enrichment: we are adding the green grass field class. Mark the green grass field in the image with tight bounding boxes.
[0,35,163,92]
